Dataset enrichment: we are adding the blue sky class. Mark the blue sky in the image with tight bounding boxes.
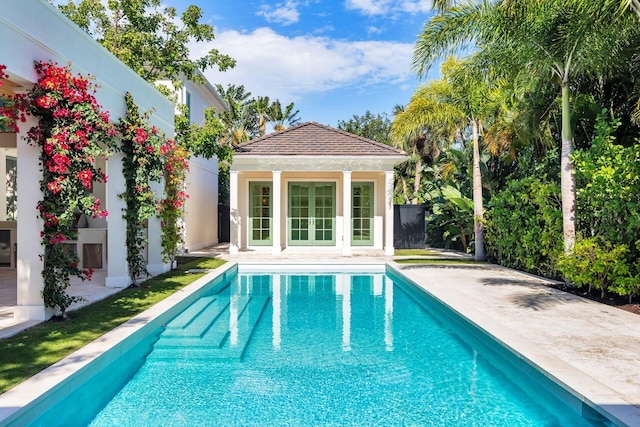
[176,0,440,127]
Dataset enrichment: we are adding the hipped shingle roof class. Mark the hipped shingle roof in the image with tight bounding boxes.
[234,122,405,157]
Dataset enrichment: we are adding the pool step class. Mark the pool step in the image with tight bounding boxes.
[148,296,270,361]
[160,296,231,341]
[164,296,224,332]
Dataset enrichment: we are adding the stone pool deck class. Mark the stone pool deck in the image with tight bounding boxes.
[392,261,640,426]
[1,250,639,426]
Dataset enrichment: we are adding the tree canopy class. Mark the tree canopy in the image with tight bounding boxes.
[55,0,235,85]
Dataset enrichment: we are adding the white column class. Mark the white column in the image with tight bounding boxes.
[15,116,49,321]
[106,151,131,288]
[147,179,170,275]
[0,149,6,221]
[229,170,239,255]
[384,171,395,256]
[342,171,352,256]
[272,274,282,350]
[272,171,282,255]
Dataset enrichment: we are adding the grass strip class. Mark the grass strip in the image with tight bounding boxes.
[394,249,442,256]
[394,258,482,265]
[0,257,225,394]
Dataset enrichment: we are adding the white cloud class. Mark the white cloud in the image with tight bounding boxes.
[193,27,414,104]
[256,1,301,26]
[345,0,391,15]
[367,26,384,35]
[345,0,434,15]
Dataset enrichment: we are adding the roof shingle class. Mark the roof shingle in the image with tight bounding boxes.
[234,122,405,157]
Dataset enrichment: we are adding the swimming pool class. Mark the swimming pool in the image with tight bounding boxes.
[15,264,602,426]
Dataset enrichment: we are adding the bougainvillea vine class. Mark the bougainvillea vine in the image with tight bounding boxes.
[22,61,116,318]
[118,92,163,285]
[0,64,28,132]
[159,138,190,264]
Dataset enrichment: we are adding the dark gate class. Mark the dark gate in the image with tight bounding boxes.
[393,204,426,249]
[218,204,230,243]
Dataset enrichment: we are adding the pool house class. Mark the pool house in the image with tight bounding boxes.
[229,122,408,256]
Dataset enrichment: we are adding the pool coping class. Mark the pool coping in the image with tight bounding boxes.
[1,260,638,426]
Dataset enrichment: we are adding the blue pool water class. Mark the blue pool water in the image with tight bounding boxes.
[30,268,598,426]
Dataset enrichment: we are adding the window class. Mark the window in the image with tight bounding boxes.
[249,182,272,245]
[352,182,374,246]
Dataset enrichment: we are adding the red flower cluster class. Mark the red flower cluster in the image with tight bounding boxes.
[0,65,28,132]
[134,127,148,144]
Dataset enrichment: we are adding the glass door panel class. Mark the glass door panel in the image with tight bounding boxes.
[352,182,374,246]
[314,184,334,243]
[288,182,335,245]
[249,182,272,245]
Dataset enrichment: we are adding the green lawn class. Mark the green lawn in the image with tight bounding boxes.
[394,258,482,265]
[0,257,225,394]
[394,249,442,256]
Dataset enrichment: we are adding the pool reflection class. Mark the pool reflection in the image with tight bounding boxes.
[235,273,394,353]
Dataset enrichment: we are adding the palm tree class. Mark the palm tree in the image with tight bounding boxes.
[215,84,257,145]
[393,57,491,260]
[392,78,458,206]
[413,0,638,254]
[269,100,301,131]
[252,96,271,136]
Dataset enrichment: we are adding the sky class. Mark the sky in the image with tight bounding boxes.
[174,0,441,127]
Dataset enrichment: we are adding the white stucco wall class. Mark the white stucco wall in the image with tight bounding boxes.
[1,0,176,316]
[184,156,219,251]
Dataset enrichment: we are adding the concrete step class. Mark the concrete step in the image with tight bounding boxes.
[148,296,270,361]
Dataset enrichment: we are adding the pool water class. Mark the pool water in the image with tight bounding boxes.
[76,270,593,426]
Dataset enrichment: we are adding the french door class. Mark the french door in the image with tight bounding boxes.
[288,182,335,245]
[352,182,374,246]
[249,182,272,245]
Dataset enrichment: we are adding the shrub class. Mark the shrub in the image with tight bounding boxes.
[557,237,630,299]
[485,177,563,278]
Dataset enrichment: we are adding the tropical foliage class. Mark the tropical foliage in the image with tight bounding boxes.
[55,0,235,85]
[379,0,640,301]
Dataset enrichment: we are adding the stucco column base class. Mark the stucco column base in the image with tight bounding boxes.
[105,275,131,288]
[147,262,171,276]
[229,245,239,255]
[384,246,394,256]
[14,305,51,323]
[272,246,282,255]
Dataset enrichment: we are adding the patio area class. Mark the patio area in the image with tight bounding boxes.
[0,269,119,339]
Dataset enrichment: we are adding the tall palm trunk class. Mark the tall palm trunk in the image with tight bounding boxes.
[472,118,485,261]
[560,78,576,254]
[412,157,422,205]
